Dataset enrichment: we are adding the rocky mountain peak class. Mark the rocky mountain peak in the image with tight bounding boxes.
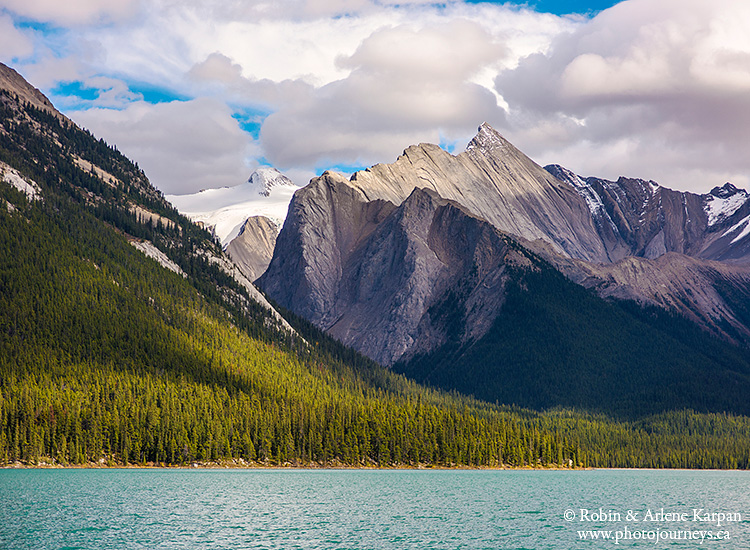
[248,167,295,197]
[544,164,579,186]
[705,183,748,228]
[710,182,743,199]
[347,123,609,263]
[465,122,512,155]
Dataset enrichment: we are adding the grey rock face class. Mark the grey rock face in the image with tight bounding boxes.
[259,124,750,365]
[225,216,279,281]
[0,63,59,117]
[351,123,609,263]
[258,172,525,365]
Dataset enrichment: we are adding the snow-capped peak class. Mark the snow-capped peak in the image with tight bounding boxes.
[705,183,748,227]
[710,182,742,200]
[248,167,295,197]
[167,167,300,245]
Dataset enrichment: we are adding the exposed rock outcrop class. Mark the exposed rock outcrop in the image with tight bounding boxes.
[0,64,60,117]
[258,172,527,365]
[226,215,279,281]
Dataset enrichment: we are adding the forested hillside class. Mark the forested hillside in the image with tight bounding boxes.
[395,243,750,418]
[1,66,750,470]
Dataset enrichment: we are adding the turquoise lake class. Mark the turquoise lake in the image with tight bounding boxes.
[0,468,748,549]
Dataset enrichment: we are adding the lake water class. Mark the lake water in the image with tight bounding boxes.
[0,468,748,549]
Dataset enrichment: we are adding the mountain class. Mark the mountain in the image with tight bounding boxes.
[259,123,750,417]
[2,62,588,468]
[225,215,279,281]
[259,176,520,365]
[350,123,609,263]
[546,165,750,264]
[166,167,298,245]
[4,63,750,469]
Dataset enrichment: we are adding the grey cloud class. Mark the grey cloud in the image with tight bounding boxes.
[495,0,750,191]
[188,52,313,108]
[260,20,507,169]
[70,98,258,194]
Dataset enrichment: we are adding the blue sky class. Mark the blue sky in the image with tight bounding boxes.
[1,0,748,196]
[474,0,620,14]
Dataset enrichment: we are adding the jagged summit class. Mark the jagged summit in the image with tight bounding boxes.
[466,122,512,155]
[346,123,609,263]
[710,182,743,199]
[705,183,748,229]
[248,167,295,197]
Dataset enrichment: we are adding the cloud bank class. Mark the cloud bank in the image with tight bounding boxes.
[1,0,748,194]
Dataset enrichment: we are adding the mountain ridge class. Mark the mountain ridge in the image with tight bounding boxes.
[348,122,609,263]
[3,62,750,468]
[546,164,750,265]
[259,123,750,416]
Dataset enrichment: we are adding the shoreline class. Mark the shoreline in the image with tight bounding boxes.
[1,458,582,471]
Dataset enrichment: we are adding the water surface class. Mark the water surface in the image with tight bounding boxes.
[0,468,747,549]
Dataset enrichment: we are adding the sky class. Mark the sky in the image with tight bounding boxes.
[1,0,749,196]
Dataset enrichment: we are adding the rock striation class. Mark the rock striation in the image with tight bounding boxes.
[350,123,609,263]
[259,172,532,365]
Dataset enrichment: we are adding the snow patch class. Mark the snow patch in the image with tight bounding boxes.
[1,162,41,200]
[723,213,750,244]
[705,191,748,226]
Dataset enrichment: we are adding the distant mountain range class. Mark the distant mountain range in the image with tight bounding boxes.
[166,167,299,245]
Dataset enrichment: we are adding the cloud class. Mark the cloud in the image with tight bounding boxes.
[188,52,313,108]
[8,0,747,196]
[0,14,33,60]
[70,98,259,194]
[495,0,750,191]
[6,1,570,192]
[0,0,140,25]
[260,19,509,169]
